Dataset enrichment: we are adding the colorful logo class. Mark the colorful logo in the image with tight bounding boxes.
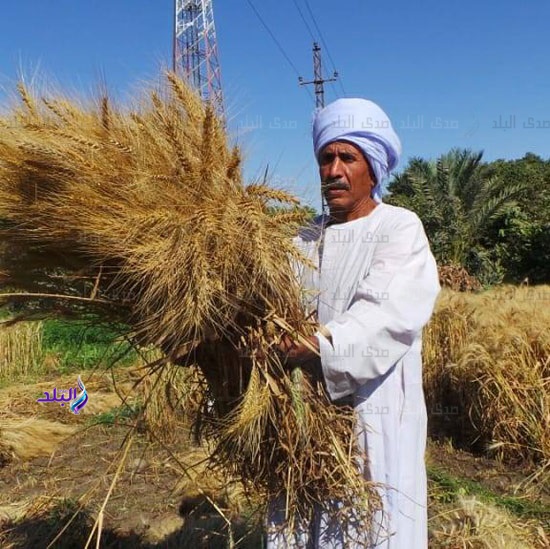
[70,376,88,414]
[37,375,89,414]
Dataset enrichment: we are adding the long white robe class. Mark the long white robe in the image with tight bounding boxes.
[266,203,440,548]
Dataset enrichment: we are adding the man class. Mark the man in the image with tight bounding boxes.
[267,98,440,547]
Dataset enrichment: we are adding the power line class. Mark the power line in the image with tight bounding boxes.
[245,0,315,104]
[328,79,340,100]
[303,0,347,96]
[291,0,316,42]
[292,0,340,103]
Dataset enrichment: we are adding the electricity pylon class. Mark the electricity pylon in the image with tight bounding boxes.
[173,0,224,117]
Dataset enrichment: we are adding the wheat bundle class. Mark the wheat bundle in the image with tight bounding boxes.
[0,73,380,532]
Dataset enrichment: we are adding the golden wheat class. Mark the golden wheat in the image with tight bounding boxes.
[0,417,76,464]
[424,286,550,476]
[0,322,43,381]
[429,496,545,548]
[0,73,379,534]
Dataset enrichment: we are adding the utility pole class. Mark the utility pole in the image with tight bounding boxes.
[299,42,338,109]
[173,0,225,117]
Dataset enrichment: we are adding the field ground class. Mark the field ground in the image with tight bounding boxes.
[0,365,548,548]
[1,287,549,548]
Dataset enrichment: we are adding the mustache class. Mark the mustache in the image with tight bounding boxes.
[321,179,350,192]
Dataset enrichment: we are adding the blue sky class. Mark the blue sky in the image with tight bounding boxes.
[0,1,548,209]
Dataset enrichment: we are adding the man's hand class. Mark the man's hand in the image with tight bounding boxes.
[277,334,320,366]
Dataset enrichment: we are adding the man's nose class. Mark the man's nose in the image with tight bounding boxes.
[326,157,344,180]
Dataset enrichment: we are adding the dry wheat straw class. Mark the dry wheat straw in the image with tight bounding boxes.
[0,72,379,535]
[0,322,43,380]
[424,287,550,481]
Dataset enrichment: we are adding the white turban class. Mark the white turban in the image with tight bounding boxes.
[312,98,402,202]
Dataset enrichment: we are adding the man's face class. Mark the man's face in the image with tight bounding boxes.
[318,141,376,219]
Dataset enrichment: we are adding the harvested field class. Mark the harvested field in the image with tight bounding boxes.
[0,286,548,547]
[0,413,547,547]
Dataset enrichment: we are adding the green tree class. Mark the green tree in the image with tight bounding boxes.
[480,154,550,283]
[386,149,529,285]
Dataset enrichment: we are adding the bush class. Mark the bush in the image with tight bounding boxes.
[41,319,135,371]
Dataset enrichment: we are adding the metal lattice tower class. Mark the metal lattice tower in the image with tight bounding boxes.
[173,0,224,116]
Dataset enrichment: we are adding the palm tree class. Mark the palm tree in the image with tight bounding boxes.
[386,149,528,284]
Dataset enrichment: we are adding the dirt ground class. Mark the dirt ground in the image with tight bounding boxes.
[0,367,263,548]
[0,369,548,548]
[0,425,260,548]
